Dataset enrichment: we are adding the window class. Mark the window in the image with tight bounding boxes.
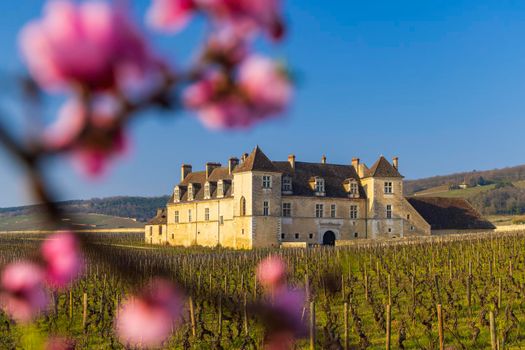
[315,178,325,193]
[240,197,246,216]
[294,233,299,239]
[204,182,211,199]
[149,227,152,236]
[242,229,244,235]
[350,205,358,219]
[282,203,292,217]
[281,233,285,239]
[188,184,194,200]
[282,176,292,192]
[171,234,174,239]
[204,208,210,221]
[350,182,358,195]
[219,216,224,225]
[354,232,358,238]
[386,205,392,219]
[217,180,224,197]
[384,182,393,194]
[159,226,163,235]
[173,187,180,202]
[388,228,392,233]
[410,226,414,231]
[188,209,192,222]
[262,175,272,189]
[174,211,179,223]
[407,214,411,220]
[263,201,270,216]
[309,233,313,239]
[330,204,336,218]
[315,204,324,218]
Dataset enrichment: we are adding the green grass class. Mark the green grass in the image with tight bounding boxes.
[414,183,497,198]
[0,213,144,231]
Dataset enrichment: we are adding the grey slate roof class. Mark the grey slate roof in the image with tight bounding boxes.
[147,208,167,225]
[407,197,495,230]
[365,156,403,178]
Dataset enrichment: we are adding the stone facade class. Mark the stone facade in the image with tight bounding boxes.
[145,147,444,249]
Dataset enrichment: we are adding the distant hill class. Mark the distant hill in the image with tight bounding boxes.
[405,164,525,195]
[406,164,525,216]
[0,196,170,223]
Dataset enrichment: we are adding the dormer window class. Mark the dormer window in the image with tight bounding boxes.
[217,180,224,198]
[282,176,293,193]
[204,182,211,199]
[187,184,194,201]
[173,186,180,203]
[314,177,325,195]
[350,182,358,195]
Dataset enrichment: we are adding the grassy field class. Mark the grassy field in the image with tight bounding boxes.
[0,213,144,231]
[413,183,497,198]
[0,231,524,349]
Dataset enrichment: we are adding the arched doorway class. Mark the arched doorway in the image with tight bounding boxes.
[322,231,336,246]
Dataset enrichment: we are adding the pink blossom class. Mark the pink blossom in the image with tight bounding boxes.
[147,0,196,33]
[256,255,286,290]
[41,231,83,288]
[115,279,183,348]
[19,0,155,91]
[45,337,75,350]
[238,55,292,116]
[184,56,292,129]
[0,261,48,322]
[44,98,128,178]
[148,0,284,40]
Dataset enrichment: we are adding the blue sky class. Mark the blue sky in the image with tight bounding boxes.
[1,0,525,207]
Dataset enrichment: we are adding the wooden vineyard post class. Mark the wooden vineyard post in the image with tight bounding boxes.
[385,304,391,350]
[341,274,345,300]
[364,270,369,302]
[243,292,248,336]
[344,302,349,350]
[388,274,392,305]
[437,304,444,350]
[309,301,316,350]
[466,275,472,314]
[489,311,497,350]
[498,278,502,309]
[218,297,223,337]
[82,292,87,331]
[69,290,73,320]
[189,296,196,337]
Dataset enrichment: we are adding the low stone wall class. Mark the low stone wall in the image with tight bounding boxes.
[280,242,308,248]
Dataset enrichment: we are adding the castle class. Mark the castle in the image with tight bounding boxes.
[145,146,494,249]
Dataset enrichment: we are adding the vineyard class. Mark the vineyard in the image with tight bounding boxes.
[0,231,524,349]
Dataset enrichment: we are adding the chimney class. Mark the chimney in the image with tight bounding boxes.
[241,153,249,163]
[206,162,221,179]
[321,155,326,164]
[288,154,296,169]
[351,157,360,169]
[181,164,192,181]
[392,157,399,170]
[228,157,239,174]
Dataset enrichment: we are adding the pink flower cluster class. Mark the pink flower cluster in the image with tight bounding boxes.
[148,0,285,41]
[20,0,155,92]
[0,231,83,323]
[115,278,183,348]
[185,55,292,129]
[256,256,307,349]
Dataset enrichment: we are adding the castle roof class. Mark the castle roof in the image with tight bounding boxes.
[365,156,403,178]
[406,197,495,230]
[147,208,167,225]
[234,146,279,173]
[272,161,365,198]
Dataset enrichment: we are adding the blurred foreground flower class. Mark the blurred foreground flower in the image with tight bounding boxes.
[148,0,285,40]
[256,255,286,291]
[115,278,183,348]
[41,231,84,288]
[19,0,156,91]
[185,55,292,129]
[0,262,48,323]
[45,337,75,350]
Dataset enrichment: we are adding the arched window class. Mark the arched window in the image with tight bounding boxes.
[204,182,211,199]
[240,197,246,216]
[188,184,194,201]
[173,186,180,202]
